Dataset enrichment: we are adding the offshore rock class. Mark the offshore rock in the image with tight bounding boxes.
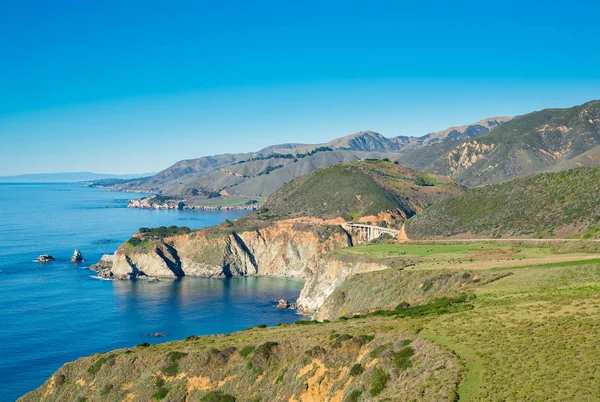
[71,249,84,262]
[37,254,55,263]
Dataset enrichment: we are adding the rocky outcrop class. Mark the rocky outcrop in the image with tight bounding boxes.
[296,258,388,313]
[89,254,114,271]
[93,221,388,313]
[37,254,55,263]
[71,249,83,262]
[128,195,260,211]
[128,196,184,210]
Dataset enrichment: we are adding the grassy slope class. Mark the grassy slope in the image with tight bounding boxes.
[319,242,600,401]
[261,160,464,221]
[405,167,600,239]
[21,318,462,402]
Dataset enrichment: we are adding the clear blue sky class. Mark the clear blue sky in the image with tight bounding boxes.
[1,0,599,175]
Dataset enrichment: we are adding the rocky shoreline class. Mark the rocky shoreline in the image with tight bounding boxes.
[127,195,261,211]
[87,221,388,315]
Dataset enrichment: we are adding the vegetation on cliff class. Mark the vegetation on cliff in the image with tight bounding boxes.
[405,167,600,239]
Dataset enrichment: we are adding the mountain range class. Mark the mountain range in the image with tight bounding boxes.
[100,99,600,205]
[106,116,510,202]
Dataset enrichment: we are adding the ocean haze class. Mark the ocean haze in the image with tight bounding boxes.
[0,172,155,183]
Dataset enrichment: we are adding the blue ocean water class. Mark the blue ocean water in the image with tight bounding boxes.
[0,183,303,401]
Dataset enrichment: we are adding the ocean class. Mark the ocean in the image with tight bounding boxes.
[0,183,303,401]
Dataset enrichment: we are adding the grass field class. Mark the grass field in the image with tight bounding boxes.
[328,242,600,401]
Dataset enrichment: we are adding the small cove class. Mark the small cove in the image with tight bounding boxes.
[0,183,303,400]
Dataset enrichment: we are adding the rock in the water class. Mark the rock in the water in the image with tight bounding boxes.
[37,254,55,263]
[145,332,167,337]
[71,249,84,262]
[277,299,290,309]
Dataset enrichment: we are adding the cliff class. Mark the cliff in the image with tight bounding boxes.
[96,221,389,312]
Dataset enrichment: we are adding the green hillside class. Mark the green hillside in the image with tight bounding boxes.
[260,160,465,221]
[399,100,600,186]
[405,167,600,239]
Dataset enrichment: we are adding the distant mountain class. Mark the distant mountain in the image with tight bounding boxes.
[405,167,600,239]
[110,117,510,200]
[398,100,600,186]
[322,117,511,152]
[0,172,154,183]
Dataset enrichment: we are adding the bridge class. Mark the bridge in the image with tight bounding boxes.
[293,220,408,242]
[341,223,403,242]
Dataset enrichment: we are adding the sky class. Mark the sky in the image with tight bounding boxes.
[1,0,600,175]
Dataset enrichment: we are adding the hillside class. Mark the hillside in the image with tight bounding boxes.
[399,100,600,186]
[23,242,600,401]
[109,117,507,205]
[260,160,465,222]
[405,167,600,239]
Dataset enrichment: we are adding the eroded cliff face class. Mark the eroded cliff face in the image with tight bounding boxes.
[96,221,383,312]
[296,258,388,313]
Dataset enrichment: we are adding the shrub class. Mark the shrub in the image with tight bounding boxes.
[369,368,390,396]
[414,174,436,186]
[137,342,151,348]
[185,335,199,341]
[239,346,255,358]
[305,346,327,357]
[152,387,169,400]
[100,384,113,396]
[358,334,375,344]
[254,342,278,359]
[161,351,188,377]
[399,339,412,347]
[55,374,66,387]
[87,354,114,375]
[200,390,236,402]
[344,389,363,402]
[295,320,320,325]
[349,364,364,376]
[393,347,415,370]
[369,343,392,358]
[255,324,267,328]
[127,237,143,247]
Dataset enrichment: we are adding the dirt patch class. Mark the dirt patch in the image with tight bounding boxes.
[41,376,55,400]
[186,375,213,392]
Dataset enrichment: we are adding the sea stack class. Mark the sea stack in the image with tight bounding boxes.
[71,249,84,262]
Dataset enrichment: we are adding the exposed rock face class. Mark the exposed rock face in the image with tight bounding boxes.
[128,196,184,210]
[93,221,387,313]
[296,258,388,313]
[89,254,114,271]
[37,254,55,263]
[70,249,83,262]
